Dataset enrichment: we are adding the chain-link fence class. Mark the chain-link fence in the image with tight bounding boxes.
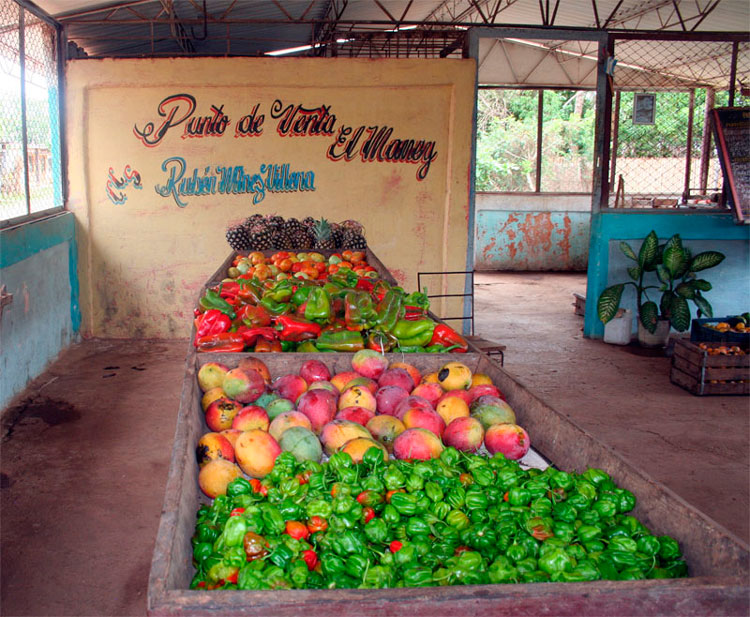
[608,37,749,208]
[0,0,62,222]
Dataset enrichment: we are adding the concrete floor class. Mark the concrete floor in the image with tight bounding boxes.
[1,272,748,616]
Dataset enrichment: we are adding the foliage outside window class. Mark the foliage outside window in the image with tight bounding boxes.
[475,88,595,193]
[609,89,732,207]
[0,0,64,224]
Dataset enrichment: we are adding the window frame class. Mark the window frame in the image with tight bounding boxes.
[1,0,66,228]
[476,84,597,195]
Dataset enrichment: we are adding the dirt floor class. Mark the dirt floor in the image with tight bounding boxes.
[1,272,748,616]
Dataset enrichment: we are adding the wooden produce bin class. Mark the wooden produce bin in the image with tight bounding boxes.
[671,339,750,396]
[205,249,398,287]
[148,353,749,616]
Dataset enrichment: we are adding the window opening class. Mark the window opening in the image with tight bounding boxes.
[0,0,63,223]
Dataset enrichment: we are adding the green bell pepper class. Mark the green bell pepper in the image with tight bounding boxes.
[538,547,574,575]
[488,555,517,583]
[374,289,404,332]
[305,287,332,323]
[406,516,431,538]
[402,565,433,587]
[364,518,389,544]
[391,318,436,347]
[259,295,291,316]
[315,329,365,352]
[389,492,418,516]
[199,288,236,319]
[362,565,393,588]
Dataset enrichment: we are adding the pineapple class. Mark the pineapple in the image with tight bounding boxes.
[246,219,275,250]
[225,223,252,251]
[266,215,285,249]
[330,221,344,248]
[340,219,367,250]
[244,213,264,228]
[313,218,336,250]
[289,218,313,250]
[277,218,299,250]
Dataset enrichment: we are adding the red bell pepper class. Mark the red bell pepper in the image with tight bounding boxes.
[254,338,283,352]
[193,309,231,346]
[301,549,319,571]
[404,305,427,319]
[355,278,375,292]
[428,323,469,352]
[275,315,322,342]
[372,280,390,302]
[218,281,240,299]
[236,304,272,327]
[236,279,264,304]
[195,332,245,352]
[236,325,278,347]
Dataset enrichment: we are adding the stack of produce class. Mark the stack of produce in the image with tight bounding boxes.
[194,257,468,354]
[227,250,373,283]
[190,447,688,590]
[226,215,367,252]
[196,355,530,499]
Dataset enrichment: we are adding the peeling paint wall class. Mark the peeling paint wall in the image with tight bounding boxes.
[65,57,475,338]
[0,213,80,410]
[474,193,590,270]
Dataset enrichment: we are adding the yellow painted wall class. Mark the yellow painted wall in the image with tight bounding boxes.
[66,57,475,338]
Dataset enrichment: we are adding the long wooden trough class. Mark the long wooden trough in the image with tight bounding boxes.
[148,351,750,616]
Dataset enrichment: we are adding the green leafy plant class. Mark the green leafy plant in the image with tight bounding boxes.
[598,231,725,333]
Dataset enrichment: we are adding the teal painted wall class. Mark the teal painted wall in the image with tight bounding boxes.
[584,211,750,338]
[475,210,590,271]
[1,213,80,410]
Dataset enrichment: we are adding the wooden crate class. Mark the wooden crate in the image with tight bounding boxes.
[670,339,750,396]
[148,352,749,616]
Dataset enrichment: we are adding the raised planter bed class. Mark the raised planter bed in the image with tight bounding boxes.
[148,352,749,616]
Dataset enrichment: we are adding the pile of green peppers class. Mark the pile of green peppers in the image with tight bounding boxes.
[190,448,688,590]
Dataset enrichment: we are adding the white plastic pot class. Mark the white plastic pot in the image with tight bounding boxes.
[637,319,671,348]
[603,310,633,345]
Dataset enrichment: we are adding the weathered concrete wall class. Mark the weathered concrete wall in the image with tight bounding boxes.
[0,213,80,410]
[65,57,475,338]
[474,193,590,271]
[584,211,750,338]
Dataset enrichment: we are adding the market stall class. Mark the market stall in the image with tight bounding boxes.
[147,252,748,615]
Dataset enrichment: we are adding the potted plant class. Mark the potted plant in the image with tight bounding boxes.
[597,231,725,347]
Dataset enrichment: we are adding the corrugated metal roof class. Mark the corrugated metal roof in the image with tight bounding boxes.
[24,0,750,87]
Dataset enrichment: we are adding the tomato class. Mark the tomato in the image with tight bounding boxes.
[328,264,340,274]
[314,261,327,273]
[301,266,319,280]
[291,262,303,273]
[350,251,365,263]
[278,258,293,272]
[342,250,353,261]
[249,252,266,265]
